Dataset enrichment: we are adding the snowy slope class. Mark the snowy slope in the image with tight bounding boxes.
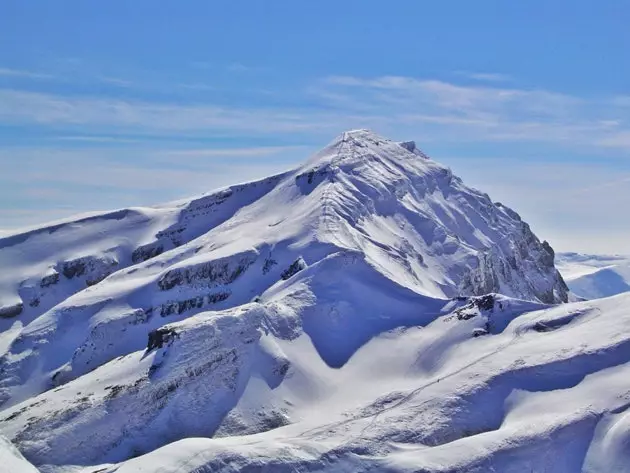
[557,252,630,300]
[6,293,630,472]
[0,130,582,471]
[0,435,38,473]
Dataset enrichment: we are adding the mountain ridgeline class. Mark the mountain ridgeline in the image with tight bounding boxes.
[0,130,580,470]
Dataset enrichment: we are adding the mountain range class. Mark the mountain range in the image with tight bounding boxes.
[1,130,628,473]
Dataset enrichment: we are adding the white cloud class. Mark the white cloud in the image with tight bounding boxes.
[457,71,511,82]
[1,76,629,153]
[0,145,297,229]
[0,67,55,80]
[0,89,338,135]
[316,75,630,152]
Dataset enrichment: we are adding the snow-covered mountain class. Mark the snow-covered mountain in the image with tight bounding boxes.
[8,130,625,472]
[556,252,630,300]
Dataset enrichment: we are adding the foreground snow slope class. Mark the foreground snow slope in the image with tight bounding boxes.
[7,293,630,472]
[0,130,581,471]
[0,435,38,473]
[557,252,630,300]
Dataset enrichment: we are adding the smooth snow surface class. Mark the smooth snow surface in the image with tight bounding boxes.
[557,252,630,300]
[5,130,621,473]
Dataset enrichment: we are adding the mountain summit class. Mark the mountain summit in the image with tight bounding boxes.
[0,130,585,470]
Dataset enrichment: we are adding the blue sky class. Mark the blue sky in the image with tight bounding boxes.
[1,1,629,253]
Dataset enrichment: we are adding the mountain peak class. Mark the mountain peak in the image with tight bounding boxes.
[0,129,573,469]
[303,129,432,173]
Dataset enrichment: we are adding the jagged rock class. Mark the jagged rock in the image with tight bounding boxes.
[61,255,118,285]
[147,328,178,351]
[132,242,164,264]
[262,257,277,274]
[40,272,59,288]
[281,257,307,280]
[0,302,23,318]
[158,254,256,291]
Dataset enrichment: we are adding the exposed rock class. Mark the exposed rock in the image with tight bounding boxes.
[158,254,256,291]
[159,291,231,317]
[0,302,23,318]
[147,328,178,352]
[281,257,307,280]
[262,257,277,275]
[132,242,164,264]
[62,259,86,279]
[399,140,416,152]
[40,272,60,288]
[61,255,118,286]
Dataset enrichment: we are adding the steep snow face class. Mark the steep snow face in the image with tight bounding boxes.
[0,130,573,470]
[298,130,568,303]
[557,252,630,300]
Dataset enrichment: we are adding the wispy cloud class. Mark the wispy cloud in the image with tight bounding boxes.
[178,83,217,91]
[226,62,252,73]
[98,76,133,87]
[456,71,511,82]
[0,67,55,80]
[159,145,305,159]
[1,74,629,154]
[55,135,146,143]
[316,75,630,151]
[0,145,297,229]
[0,88,336,135]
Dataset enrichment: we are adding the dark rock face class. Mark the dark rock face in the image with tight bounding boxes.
[132,242,164,264]
[399,141,416,153]
[60,255,118,287]
[158,291,230,317]
[40,272,60,288]
[474,294,496,312]
[158,255,255,291]
[147,328,178,351]
[262,258,277,275]
[62,259,86,279]
[281,258,306,280]
[0,302,23,318]
[455,294,496,321]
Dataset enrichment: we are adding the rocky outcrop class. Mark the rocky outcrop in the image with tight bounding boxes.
[281,257,307,280]
[60,255,118,286]
[40,272,60,288]
[158,291,230,317]
[0,302,23,318]
[147,328,178,351]
[158,252,256,291]
[132,242,164,264]
[459,223,568,304]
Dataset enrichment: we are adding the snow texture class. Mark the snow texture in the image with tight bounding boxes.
[4,130,620,473]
